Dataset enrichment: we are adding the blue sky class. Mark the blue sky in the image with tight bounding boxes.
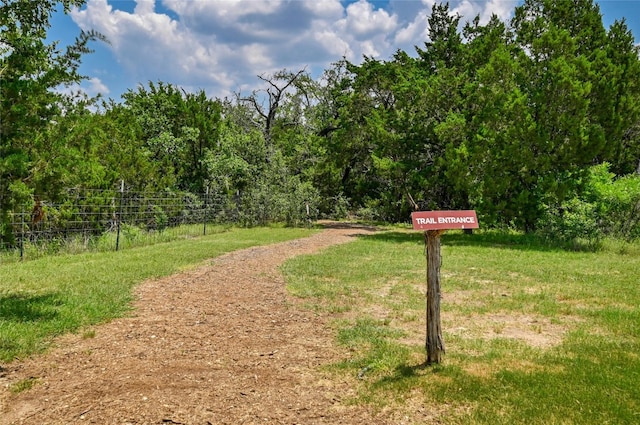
[48,0,640,101]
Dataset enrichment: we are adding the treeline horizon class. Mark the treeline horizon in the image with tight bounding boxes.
[2,0,640,245]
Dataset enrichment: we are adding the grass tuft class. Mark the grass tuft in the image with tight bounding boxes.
[9,377,38,394]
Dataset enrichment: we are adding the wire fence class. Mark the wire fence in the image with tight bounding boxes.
[0,185,240,263]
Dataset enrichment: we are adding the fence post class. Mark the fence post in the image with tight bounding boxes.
[115,180,124,251]
[203,186,209,236]
[20,205,25,260]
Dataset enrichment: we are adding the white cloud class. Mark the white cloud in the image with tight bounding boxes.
[57,77,109,98]
[69,0,518,99]
[85,77,110,96]
[163,0,283,23]
[340,0,398,38]
[394,9,431,46]
[452,0,517,25]
[314,29,353,58]
[134,0,155,15]
[302,0,344,19]
[72,0,219,83]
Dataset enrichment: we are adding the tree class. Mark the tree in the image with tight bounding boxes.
[180,90,223,192]
[1,0,104,243]
[313,4,471,221]
[239,68,308,152]
[92,100,177,192]
[448,0,639,230]
[205,107,267,197]
[27,94,111,199]
[121,82,223,193]
[596,19,640,175]
[417,2,464,72]
[505,0,635,229]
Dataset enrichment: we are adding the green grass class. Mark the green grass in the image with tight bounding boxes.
[8,377,38,394]
[0,223,226,264]
[282,229,640,424]
[0,226,316,362]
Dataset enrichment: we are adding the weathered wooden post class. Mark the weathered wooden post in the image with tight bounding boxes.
[411,210,479,364]
[425,229,445,364]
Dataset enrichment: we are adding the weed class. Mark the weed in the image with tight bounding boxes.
[9,377,38,394]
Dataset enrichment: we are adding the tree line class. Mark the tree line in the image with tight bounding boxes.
[2,0,639,247]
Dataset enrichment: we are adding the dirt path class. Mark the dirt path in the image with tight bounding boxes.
[1,224,400,425]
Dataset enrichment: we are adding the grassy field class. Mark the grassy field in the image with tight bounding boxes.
[0,226,316,362]
[282,230,640,424]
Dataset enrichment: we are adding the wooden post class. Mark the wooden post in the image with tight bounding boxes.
[425,229,446,364]
[20,205,25,260]
[203,186,209,236]
[115,180,124,251]
[412,211,478,364]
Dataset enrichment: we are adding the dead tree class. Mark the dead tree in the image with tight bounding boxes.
[240,68,308,150]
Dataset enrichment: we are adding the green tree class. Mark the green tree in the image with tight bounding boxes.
[448,0,639,230]
[0,0,104,243]
[93,100,177,192]
[27,94,111,198]
[313,4,471,221]
[204,115,267,198]
[417,2,464,72]
[596,19,640,175]
[239,68,308,154]
[121,82,223,193]
[506,0,636,229]
[181,90,223,192]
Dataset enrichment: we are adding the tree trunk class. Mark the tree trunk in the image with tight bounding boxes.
[425,230,446,364]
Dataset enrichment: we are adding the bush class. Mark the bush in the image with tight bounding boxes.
[238,175,320,227]
[590,169,640,240]
[330,193,350,220]
[536,198,602,250]
[234,153,320,227]
[537,164,640,247]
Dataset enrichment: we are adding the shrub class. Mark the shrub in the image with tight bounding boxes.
[537,164,640,247]
[536,198,602,250]
[590,169,640,240]
[330,193,350,220]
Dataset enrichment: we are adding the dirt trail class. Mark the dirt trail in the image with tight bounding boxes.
[1,224,400,425]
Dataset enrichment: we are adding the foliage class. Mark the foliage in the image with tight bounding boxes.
[236,153,320,227]
[537,164,640,246]
[0,0,104,242]
[1,0,639,239]
[121,82,223,193]
[586,164,640,239]
[536,198,603,250]
[314,1,640,230]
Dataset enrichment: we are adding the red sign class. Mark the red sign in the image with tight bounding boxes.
[411,210,479,230]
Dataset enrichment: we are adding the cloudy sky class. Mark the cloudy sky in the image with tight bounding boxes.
[48,0,640,101]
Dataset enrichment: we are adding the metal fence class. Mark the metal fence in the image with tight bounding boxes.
[0,185,236,262]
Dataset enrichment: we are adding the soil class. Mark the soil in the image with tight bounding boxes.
[1,223,407,425]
